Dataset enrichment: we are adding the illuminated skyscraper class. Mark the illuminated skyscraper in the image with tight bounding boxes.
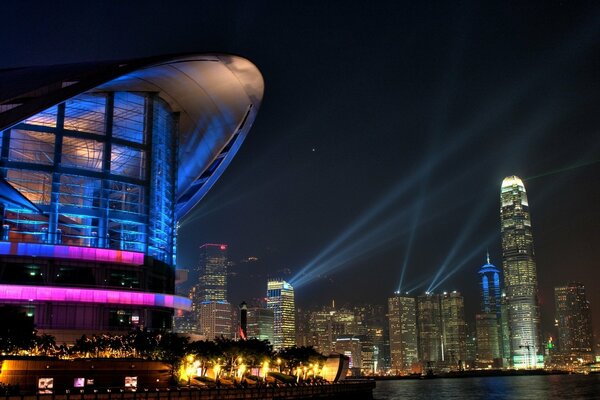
[247,306,274,342]
[388,294,418,374]
[500,175,541,368]
[267,279,295,349]
[195,244,231,337]
[475,254,503,367]
[0,54,263,340]
[441,291,467,368]
[417,293,443,365]
[197,243,228,302]
[554,282,594,363]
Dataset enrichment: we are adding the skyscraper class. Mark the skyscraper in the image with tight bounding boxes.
[500,175,541,368]
[554,282,594,364]
[197,244,229,302]
[475,254,503,367]
[195,244,232,338]
[247,306,274,343]
[388,294,418,374]
[417,293,443,366]
[441,291,467,368]
[267,279,296,350]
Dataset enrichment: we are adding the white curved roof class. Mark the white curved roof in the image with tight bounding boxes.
[0,54,264,219]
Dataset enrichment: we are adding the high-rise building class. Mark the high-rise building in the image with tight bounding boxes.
[388,294,418,374]
[198,301,232,339]
[267,279,295,350]
[441,291,467,368]
[554,282,594,363]
[247,306,274,343]
[475,254,503,368]
[197,244,228,302]
[479,253,502,315]
[500,175,541,368]
[475,313,501,368]
[0,54,263,341]
[417,293,443,365]
[195,244,231,337]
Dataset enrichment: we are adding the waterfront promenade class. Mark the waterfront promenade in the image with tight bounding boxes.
[1,381,375,400]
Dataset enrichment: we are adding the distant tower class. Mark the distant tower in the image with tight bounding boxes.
[479,252,501,315]
[197,243,229,301]
[500,176,541,368]
[441,291,467,368]
[267,279,296,350]
[196,243,231,339]
[416,293,443,365]
[554,282,594,363]
[475,253,503,368]
[388,293,418,375]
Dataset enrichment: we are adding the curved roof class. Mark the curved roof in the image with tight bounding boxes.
[0,53,264,219]
[502,175,525,189]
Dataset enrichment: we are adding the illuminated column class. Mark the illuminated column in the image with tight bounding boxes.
[500,176,541,368]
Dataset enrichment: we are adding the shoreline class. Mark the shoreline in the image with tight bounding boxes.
[370,369,581,380]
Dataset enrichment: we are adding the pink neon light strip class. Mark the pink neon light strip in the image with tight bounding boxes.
[0,242,144,265]
[0,284,191,311]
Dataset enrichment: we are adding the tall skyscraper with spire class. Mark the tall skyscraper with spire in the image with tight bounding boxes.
[500,176,541,368]
[475,253,503,367]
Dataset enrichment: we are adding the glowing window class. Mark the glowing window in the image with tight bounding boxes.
[64,94,106,135]
[8,129,55,165]
[111,145,145,179]
[113,92,145,143]
[61,137,103,171]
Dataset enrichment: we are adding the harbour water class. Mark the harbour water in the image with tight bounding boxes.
[373,374,600,400]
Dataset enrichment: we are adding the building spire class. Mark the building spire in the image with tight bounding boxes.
[486,250,490,265]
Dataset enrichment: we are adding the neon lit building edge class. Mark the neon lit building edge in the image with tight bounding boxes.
[0,284,191,311]
[0,242,144,265]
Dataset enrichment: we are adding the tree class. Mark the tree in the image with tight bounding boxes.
[0,306,36,354]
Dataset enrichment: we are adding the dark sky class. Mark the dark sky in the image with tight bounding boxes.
[3,1,599,337]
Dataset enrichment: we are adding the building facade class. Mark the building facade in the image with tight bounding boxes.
[267,279,295,349]
[554,282,594,364]
[247,306,274,342]
[500,175,541,368]
[417,293,443,366]
[0,54,264,340]
[441,291,467,368]
[388,294,418,374]
[475,254,504,367]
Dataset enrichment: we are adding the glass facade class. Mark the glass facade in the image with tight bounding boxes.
[0,91,177,265]
[267,280,296,350]
[500,176,541,368]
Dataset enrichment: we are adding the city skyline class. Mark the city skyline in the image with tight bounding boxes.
[2,1,599,341]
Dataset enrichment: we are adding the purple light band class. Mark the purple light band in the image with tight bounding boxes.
[0,284,192,311]
[0,242,145,265]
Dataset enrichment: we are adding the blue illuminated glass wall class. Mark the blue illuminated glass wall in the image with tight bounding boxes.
[0,91,177,265]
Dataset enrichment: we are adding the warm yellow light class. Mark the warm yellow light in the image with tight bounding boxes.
[277,358,282,365]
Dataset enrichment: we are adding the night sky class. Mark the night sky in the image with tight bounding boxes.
[3,1,599,336]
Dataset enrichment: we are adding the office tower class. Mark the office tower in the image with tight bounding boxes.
[388,294,418,374]
[417,293,443,365]
[335,336,363,372]
[0,54,263,341]
[500,175,541,368]
[247,306,274,343]
[267,279,296,350]
[199,301,232,339]
[198,244,228,302]
[441,291,467,368]
[499,294,512,367]
[475,254,503,367]
[554,282,594,363]
[475,313,501,367]
[479,253,502,315]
